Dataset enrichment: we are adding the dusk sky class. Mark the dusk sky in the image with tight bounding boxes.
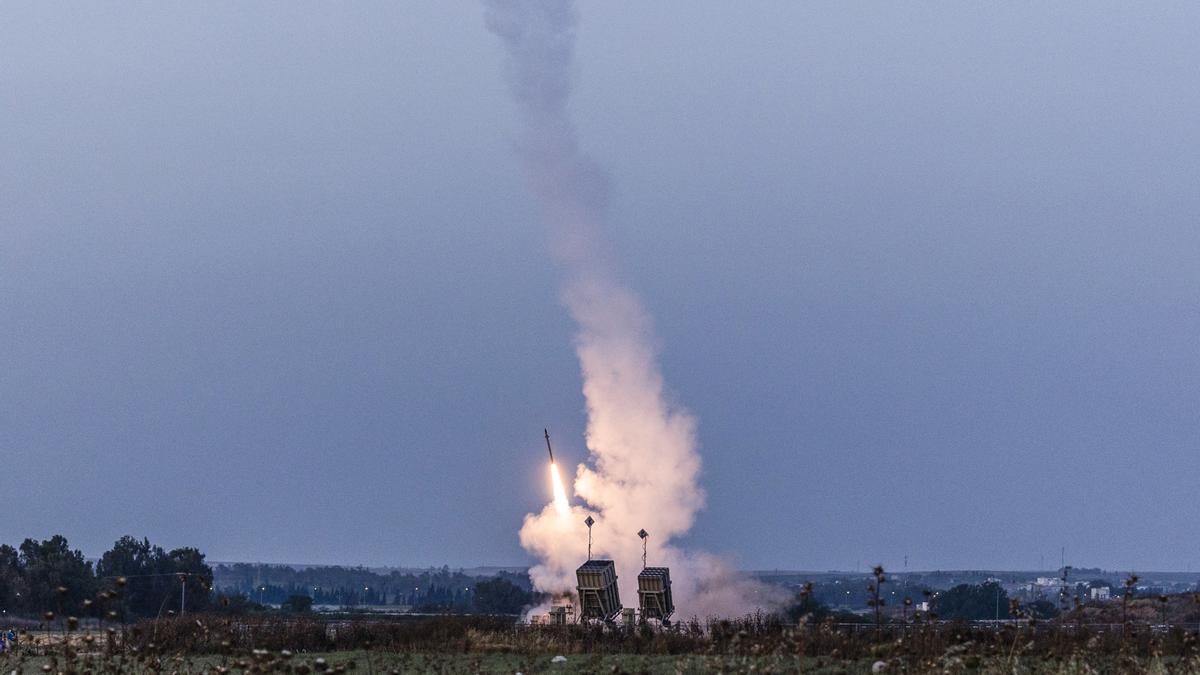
[2,2,1198,572]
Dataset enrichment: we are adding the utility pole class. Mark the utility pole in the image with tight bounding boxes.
[180,574,186,617]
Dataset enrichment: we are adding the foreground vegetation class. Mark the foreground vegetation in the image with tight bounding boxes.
[6,544,1200,672]
[7,612,1200,673]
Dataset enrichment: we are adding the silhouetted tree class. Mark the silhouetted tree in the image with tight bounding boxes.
[95,536,213,618]
[18,535,97,616]
[935,582,1009,621]
[1027,599,1060,620]
[0,544,23,613]
[281,594,313,613]
[473,578,531,614]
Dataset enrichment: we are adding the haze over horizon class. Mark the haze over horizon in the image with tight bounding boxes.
[2,2,1198,573]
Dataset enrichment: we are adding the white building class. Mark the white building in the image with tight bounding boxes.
[1024,577,1069,598]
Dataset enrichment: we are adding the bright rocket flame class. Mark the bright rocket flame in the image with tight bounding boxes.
[549,462,570,516]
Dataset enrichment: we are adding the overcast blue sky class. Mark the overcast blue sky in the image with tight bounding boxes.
[2,2,1198,571]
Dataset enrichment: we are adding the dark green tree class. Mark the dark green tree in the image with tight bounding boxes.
[934,581,1009,621]
[281,594,313,613]
[96,536,160,617]
[166,547,214,614]
[18,536,97,616]
[1027,599,1060,620]
[212,593,260,615]
[0,544,24,614]
[96,536,213,618]
[473,577,531,614]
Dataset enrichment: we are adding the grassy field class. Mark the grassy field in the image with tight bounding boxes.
[7,612,1200,673]
[1,650,845,674]
[5,649,1198,674]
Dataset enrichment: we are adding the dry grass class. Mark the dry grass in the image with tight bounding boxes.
[6,610,1200,674]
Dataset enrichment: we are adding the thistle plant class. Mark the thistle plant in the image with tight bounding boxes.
[1122,573,1139,630]
[867,566,886,628]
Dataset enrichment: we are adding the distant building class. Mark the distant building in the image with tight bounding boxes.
[1090,587,1110,601]
[1024,577,1069,599]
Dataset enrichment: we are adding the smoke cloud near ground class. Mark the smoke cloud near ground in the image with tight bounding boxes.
[484,0,780,618]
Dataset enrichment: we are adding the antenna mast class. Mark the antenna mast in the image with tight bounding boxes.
[584,516,594,560]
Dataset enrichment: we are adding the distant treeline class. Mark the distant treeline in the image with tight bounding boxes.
[760,568,1199,615]
[0,534,535,620]
[214,563,533,613]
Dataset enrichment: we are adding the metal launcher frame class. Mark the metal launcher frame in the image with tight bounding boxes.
[575,559,622,622]
[637,567,675,623]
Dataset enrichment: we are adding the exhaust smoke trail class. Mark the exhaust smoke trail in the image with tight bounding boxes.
[485,0,779,617]
[550,463,570,517]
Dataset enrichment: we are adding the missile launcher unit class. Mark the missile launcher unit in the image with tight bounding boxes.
[637,566,674,623]
[576,559,622,622]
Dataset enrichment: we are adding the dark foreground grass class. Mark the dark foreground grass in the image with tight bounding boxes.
[9,613,1200,673]
[5,649,1200,674]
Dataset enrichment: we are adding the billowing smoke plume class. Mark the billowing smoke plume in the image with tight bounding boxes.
[485,1,777,617]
